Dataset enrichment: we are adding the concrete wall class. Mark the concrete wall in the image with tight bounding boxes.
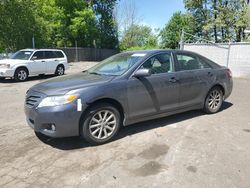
[184,43,250,77]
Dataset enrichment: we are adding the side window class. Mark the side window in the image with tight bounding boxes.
[45,51,57,59]
[176,54,211,71]
[140,53,173,74]
[32,51,44,60]
[55,51,64,58]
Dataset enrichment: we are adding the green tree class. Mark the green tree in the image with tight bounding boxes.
[93,0,119,49]
[184,0,250,42]
[32,0,65,47]
[160,12,195,49]
[0,0,38,51]
[120,24,158,50]
[69,8,98,47]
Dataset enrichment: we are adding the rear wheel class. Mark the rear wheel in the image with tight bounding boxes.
[14,68,28,81]
[55,65,65,76]
[204,87,223,114]
[81,103,121,144]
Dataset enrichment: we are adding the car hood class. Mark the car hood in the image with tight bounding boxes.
[30,72,115,95]
[0,59,28,65]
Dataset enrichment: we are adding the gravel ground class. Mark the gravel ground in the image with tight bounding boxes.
[0,62,250,188]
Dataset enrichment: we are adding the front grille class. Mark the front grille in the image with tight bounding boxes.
[25,90,46,108]
[26,95,41,108]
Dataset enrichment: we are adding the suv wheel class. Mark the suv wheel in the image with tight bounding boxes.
[14,68,28,81]
[55,65,64,76]
[81,103,121,144]
[204,87,223,114]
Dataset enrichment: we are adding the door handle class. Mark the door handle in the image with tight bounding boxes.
[41,61,45,63]
[208,71,213,77]
[169,77,179,83]
[55,59,58,61]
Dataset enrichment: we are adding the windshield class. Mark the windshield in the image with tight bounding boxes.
[88,52,146,76]
[10,50,33,60]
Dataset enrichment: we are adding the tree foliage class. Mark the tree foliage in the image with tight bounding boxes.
[120,24,158,50]
[184,0,250,42]
[0,0,37,51]
[159,12,195,49]
[0,0,118,52]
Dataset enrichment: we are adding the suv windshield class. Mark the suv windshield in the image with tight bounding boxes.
[88,52,146,76]
[10,50,33,60]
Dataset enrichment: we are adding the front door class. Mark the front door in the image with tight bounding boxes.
[127,53,180,120]
[28,51,46,75]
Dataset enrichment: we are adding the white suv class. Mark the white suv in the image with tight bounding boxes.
[0,49,69,81]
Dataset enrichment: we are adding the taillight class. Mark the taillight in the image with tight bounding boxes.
[227,69,232,78]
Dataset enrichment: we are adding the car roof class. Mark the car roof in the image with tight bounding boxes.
[123,49,197,56]
[20,49,63,52]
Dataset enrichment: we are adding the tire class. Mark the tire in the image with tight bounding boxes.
[0,77,5,81]
[203,86,223,114]
[55,65,65,76]
[14,68,28,81]
[81,103,121,145]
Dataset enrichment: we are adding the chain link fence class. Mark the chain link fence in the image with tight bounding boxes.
[59,47,119,63]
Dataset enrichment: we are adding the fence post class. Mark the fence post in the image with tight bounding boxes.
[75,40,78,62]
[226,42,231,67]
[179,30,185,50]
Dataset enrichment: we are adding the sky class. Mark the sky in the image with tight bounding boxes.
[118,0,186,30]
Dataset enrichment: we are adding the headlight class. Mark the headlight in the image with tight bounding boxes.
[0,64,10,68]
[37,95,77,108]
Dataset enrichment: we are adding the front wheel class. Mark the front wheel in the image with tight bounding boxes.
[81,103,121,145]
[203,87,223,114]
[14,68,28,81]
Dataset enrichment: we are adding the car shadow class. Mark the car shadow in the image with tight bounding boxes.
[0,75,56,83]
[36,101,233,150]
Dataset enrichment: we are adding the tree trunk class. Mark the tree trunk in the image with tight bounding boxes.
[221,27,225,42]
[213,0,218,42]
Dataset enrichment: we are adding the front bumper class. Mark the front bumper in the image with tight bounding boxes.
[25,102,86,138]
[0,68,15,77]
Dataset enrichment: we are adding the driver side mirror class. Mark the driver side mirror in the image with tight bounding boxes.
[31,56,37,60]
[133,68,152,78]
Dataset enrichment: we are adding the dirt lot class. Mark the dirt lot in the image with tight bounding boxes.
[0,62,250,188]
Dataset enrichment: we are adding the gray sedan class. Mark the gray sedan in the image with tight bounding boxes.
[25,50,233,144]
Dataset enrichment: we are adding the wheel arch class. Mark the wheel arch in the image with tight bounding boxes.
[14,66,29,75]
[79,98,125,134]
[57,64,65,69]
[209,84,225,96]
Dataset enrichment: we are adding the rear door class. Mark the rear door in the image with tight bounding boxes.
[174,52,207,107]
[29,51,46,75]
[127,52,180,120]
[44,51,58,74]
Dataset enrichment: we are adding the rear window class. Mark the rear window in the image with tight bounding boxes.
[45,51,57,59]
[55,51,64,58]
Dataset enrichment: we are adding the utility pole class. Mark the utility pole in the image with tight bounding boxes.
[32,35,35,49]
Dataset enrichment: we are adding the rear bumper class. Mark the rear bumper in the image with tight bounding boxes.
[25,103,87,138]
[224,78,233,100]
[0,68,14,77]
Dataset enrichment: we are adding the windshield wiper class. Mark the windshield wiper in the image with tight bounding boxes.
[88,71,102,75]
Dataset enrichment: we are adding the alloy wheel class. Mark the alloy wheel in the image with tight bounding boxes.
[208,90,222,110]
[89,110,117,140]
[18,70,27,81]
[57,66,64,76]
